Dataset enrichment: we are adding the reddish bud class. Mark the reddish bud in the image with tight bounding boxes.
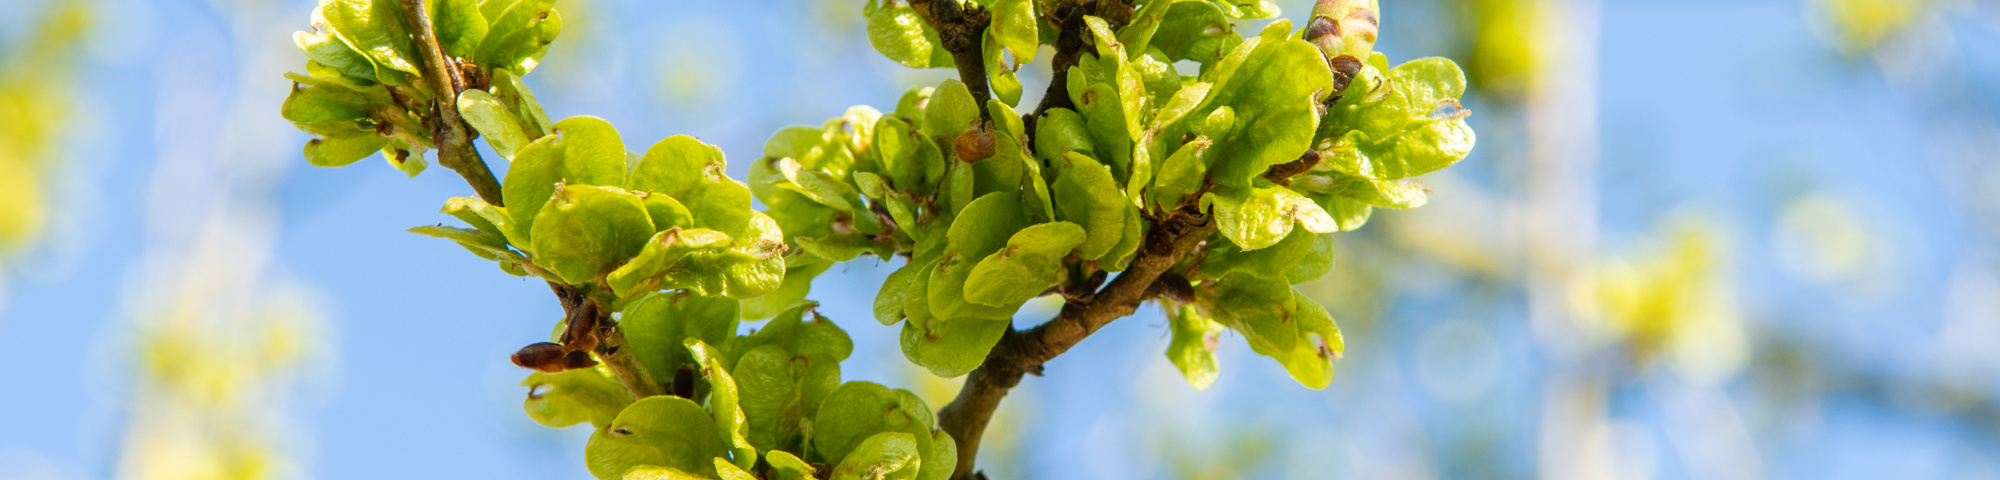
[511,342,569,373]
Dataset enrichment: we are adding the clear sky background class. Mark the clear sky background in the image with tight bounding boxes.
[3,0,1999,479]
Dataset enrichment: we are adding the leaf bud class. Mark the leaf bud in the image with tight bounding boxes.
[512,342,569,373]
[560,349,600,370]
[955,127,996,162]
[1306,0,1380,92]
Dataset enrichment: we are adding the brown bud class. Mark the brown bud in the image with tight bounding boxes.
[560,349,599,370]
[954,128,996,163]
[1307,0,1381,67]
[1153,273,1196,303]
[1263,150,1324,186]
[511,342,569,373]
[1330,54,1365,94]
[1305,15,1342,43]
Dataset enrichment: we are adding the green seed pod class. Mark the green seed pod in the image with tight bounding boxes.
[1305,0,1381,93]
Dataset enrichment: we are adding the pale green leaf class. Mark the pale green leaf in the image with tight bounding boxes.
[605,227,734,297]
[1052,153,1126,260]
[293,28,375,80]
[765,450,817,480]
[432,0,487,58]
[1165,302,1225,390]
[1246,290,1344,389]
[585,396,726,479]
[866,1,943,68]
[733,303,853,364]
[964,222,1083,307]
[521,366,634,428]
[739,257,832,320]
[829,432,921,480]
[321,0,422,79]
[458,89,535,159]
[1148,1,1241,64]
[1198,271,1297,352]
[529,184,656,284]
[687,339,755,470]
[619,291,739,385]
[734,345,842,455]
[900,316,1008,378]
[303,134,387,167]
[924,78,980,139]
[1204,185,1336,251]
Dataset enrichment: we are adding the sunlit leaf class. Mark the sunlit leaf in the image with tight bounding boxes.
[733,344,842,455]
[1325,57,1475,181]
[739,256,832,320]
[828,432,921,480]
[432,0,487,58]
[965,222,1084,307]
[732,303,854,365]
[687,339,755,470]
[812,382,950,480]
[521,366,634,429]
[865,0,948,68]
[1164,301,1224,390]
[620,291,739,384]
[925,79,980,139]
[1032,108,1094,163]
[1246,290,1343,389]
[1052,153,1126,261]
[475,0,562,74]
[529,184,656,285]
[931,193,1033,319]
[1197,271,1298,352]
[765,450,818,480]
[585,396,726,479]
[321,0,423,80]
[458,89,536,159]
[1204,184,1336,251]
[900,316,1008,378]
[1149,1,1240,64]
[303,133,388,167]
[605,227,733,297]
[1186,32,1332,190]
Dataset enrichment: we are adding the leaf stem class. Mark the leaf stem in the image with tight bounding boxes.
[397,0,506,206]
[936,208,1215,480]
[597,321,667,398]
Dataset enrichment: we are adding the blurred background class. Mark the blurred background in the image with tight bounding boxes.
[3,0,1998,478]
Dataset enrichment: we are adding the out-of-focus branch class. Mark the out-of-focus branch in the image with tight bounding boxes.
[397,0,505,205]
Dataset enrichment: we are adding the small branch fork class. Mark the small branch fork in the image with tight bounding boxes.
[397,0,505,205]
[408,1,1215,476]
[1021,0,1135,146]
[906,2,1166,479]
[937,207,1215,480]
[909,0,995,120]
[397,0,666,399]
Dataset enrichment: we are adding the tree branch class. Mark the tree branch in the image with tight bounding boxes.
[596,318,667,398]
[398,0,505,206]
[536,281,668,399]
[1021,0,1135,144]
[910,0,994,119]
[936,208,1215,480]
[401,1,667,401]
